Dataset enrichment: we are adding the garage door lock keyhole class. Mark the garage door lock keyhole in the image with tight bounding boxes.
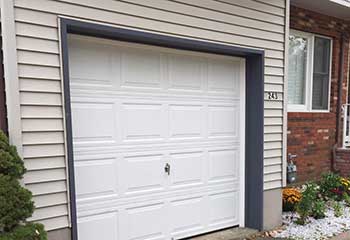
[165,163,171,175]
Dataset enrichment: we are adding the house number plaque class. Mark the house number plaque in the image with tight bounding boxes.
[267,91,279,100]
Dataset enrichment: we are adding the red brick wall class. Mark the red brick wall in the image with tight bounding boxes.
[288,6,350,182]
[335,149,350,177]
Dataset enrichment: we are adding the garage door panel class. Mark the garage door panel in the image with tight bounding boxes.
[121,102,166,142]
[209,191,239,228]
[77,212,118,240]
[120,203,167,240]
[208,104,239,138]
[121,154,166,195]
[69,39,115,87]
[208,59,240,94]
[169,104,204,139]
[75,158,118,201]
[170,196,205,237]
[208,148,239,184]
[169,151,205,188]
[72,102,116,144]
[168,55,204,91]
[121,48,162,89]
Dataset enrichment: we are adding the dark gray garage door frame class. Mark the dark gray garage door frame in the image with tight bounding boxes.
[60,18,264,240]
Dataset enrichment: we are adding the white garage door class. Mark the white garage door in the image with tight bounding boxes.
[68,35,245,240]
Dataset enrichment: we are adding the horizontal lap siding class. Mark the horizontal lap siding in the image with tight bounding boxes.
[13,0,286,230]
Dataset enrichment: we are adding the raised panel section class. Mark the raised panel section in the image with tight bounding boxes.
[170,197,204,236]
[169,152,205,188]
[168,54,203,91]
[208,149,239,183]
[74,158,118,200]
[121,48,161,89]
[169,104,204,139]
[120,203,166,240]
[208,191,239,227]
[208,59,240,94]
[121,103,165,142]
[208,104,239,139]
[77,212,118,240]
[120,154,165,195]
[71,102,116,144]
[68,38,114,87]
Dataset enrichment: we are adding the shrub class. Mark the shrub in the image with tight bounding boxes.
[311,199,326,219]
[283,188,301,212]
[0,223,47,240]
[0,174,34,231]
[333,201,343,217]
[0,130,47,239]
[344,192,350,206]
[296,183,318,225]
[319,172,342,199]
[0,131,25,179]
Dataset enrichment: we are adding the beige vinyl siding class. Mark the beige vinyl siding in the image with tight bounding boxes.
[13,0,286,230]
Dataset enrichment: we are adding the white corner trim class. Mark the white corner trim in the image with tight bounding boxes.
[1,0,23,157]
[282,0,290,187]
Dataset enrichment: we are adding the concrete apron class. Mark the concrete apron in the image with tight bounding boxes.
[185,227,258,240]
[330,231,350,240]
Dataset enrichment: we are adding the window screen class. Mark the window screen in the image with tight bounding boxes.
[312,37,331,110]
[288,35,307,105]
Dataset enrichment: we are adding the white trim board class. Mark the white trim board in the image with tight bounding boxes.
[0,0,23,156]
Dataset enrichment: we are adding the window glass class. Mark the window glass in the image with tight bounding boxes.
[312,37,331,110]
[288,35,307,105]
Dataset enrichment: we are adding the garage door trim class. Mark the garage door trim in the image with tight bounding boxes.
[60,17,264,240]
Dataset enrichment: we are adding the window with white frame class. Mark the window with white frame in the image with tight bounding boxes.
[288,30,332,112]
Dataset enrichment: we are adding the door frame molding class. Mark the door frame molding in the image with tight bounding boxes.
[60,17,264,240]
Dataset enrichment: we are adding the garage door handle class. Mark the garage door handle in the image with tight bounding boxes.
[165,163,171,175]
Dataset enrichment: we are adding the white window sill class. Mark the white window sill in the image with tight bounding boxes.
[287,109,330,113]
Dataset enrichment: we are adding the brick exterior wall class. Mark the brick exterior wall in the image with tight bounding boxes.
[288,6,350,182]
[335,149,350,177]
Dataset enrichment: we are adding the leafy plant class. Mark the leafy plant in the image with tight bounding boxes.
[0,175,34,231]
[311,199,326,219]
[333,201,343,217]
[0,131,25,179]
[0,130,47,239]
[296,183,318,225]
[319,172,342,200]
[283,188,302,212]
[344,192,350,206]
[0,223,47,240]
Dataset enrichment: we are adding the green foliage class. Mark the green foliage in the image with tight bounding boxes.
[0,130,47,239]
[344,192,350,206]
[333,201,343,217]
[319,172,342,199]
[296,183,318,225]
[0,132,25,179]
[311,199,326,219]
[0,174,34,231]
[0,223,47,240]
